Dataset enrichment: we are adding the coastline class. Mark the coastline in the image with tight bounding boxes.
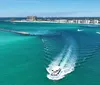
[10,16,100,25]
[11,20,100,25]
[11,20,59,23]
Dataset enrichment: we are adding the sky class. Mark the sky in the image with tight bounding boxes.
[0,0,100,17]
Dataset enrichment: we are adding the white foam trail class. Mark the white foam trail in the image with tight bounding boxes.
[77,29,84,32]
[60,45,72,67]
[48,49,65,67]
[46,37,77,80]
[96,32,100,34]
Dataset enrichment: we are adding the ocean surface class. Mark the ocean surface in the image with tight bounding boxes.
[0,21,100,85]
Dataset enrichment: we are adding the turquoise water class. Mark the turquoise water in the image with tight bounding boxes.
[0,22,100,85]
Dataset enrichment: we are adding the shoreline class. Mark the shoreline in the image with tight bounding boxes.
[11,20,100,25]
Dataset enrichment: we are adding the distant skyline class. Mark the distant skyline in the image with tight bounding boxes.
[0,0,100,17]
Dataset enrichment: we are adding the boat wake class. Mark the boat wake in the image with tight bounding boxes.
[11,29,78,80]
[42,35,78,80]
[1,28,99,81]
[77,29,84,32]
[96,32,100,34]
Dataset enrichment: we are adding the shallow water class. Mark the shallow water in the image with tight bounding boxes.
[0,22,100,85]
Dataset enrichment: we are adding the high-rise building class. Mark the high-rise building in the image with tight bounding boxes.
[27,16,37,21]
